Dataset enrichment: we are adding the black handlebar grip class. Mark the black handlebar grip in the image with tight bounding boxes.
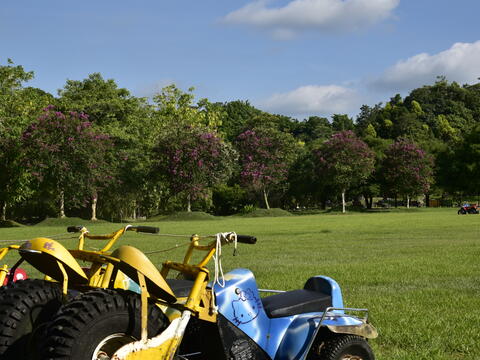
[132,226,159,234]
[67,225,83,233]
[236,235,257,244]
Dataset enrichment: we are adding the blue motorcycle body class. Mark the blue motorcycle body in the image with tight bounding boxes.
[214,268,371,360]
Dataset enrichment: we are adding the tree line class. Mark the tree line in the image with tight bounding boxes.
[1,60,479,221]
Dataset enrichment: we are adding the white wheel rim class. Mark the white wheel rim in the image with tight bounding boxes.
[92,333,137,360]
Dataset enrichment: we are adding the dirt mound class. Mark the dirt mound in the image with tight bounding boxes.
[35,217,107,227]
[0,220,23,228]
[239,208,292,217]
[149,211,217,222]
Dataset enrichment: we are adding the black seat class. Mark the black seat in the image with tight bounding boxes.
[261,277,332,318]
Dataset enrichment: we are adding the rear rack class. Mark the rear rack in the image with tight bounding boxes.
[319,306,370,324]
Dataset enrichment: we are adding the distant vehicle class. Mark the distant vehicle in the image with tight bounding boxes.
[458,203,479,214]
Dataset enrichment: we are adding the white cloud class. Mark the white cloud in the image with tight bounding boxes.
[222,0,399,37]
[371,41,480,92]
[257,40,480,119]
[259,84,361,118]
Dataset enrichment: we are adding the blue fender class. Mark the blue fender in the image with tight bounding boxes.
[215,269,284,358]
[273,314,367,360]
[215,270,352,360]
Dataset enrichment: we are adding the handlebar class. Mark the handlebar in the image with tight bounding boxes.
[67,225,159,235]
[67,226,84,233]
[66,225,159,252]
[236,235,257,244]
[127,226,159,234]
[165,232,258,280]
[65,225,254,259]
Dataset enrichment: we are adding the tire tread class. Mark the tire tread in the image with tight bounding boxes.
[0,279,62,359]
[42,288,167,360]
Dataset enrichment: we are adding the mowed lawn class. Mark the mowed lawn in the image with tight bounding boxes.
[1,208,479,359]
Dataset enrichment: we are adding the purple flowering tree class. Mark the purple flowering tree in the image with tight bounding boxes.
[236,126,297,209]
[21,106,112,219]
[315,131,375,213]
[153,124,236,212]
[381,139,433,208]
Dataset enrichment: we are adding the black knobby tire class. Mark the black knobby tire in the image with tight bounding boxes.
[41,288,169,360]
[0,279,63,360]
[309,334,374,360]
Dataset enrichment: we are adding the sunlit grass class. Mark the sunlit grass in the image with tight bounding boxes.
[1,208,479,359]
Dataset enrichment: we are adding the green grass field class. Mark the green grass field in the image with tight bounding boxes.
[1,208,479,359]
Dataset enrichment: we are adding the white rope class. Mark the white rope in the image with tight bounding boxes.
[211,231,237,313]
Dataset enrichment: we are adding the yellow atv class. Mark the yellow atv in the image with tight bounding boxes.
[38,232,376,360]
[0,225,158,360]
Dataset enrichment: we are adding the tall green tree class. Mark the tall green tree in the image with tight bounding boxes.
[355,104,383,138]
[0,136,30,220]
[361,135,392,209]
[437,125,480,196]
[58,73,142,128]
[153,84,223,131]
[286,146,324,209]
[220,100,262,141]
[0,59,53,220]
[331,114,354,132]
[58,73,159,219]
[293,116,332,143]
[145,85,231,214]
[405,78,476,142]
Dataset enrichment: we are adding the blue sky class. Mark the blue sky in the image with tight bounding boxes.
[2,0,480,119]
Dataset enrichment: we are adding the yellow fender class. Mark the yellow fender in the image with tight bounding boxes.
[19,238,88,284]
[105,246,176,303]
